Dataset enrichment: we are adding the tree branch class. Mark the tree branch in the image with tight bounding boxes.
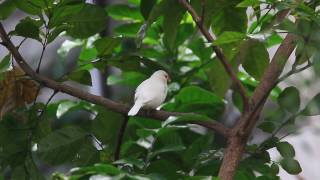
[0,23,230,138]
[178,0,249,111]
[218,10,296,179]
[277,61,313,83]
[114,115,129,161]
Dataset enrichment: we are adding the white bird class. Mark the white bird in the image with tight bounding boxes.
[128,70,170,116]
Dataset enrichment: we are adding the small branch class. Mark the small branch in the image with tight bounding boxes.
[17,38,27,49]
[35,90,58,127]
[178,0,249,111]
[271,113,297,138]
[114,115,129,161]
[249,7,272,34]
[0,22,230,138]
[36,23,50,73]
[0,41,6,47]
[277,61,313,83]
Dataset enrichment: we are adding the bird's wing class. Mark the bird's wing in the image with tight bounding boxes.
[134,78,158,103]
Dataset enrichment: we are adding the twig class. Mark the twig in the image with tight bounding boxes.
[178,0,249,111]
[36,25,49,73]
[35,90,58,127]
[0,41,6,47]
[114,116,129,160]
[0,22,230,137]
[249,7,272,34]
[277,61,313,83]
[17,38,27,49]
[26,90,58,154]
[271,113,298,138]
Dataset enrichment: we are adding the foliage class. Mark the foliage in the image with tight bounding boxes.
[0,0,320,179]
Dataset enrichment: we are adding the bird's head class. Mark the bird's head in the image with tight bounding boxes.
[151,70,171,83]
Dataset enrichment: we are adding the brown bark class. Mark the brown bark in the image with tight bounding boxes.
[218,135,246,180]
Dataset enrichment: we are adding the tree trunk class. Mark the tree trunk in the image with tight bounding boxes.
[218,135,246,180]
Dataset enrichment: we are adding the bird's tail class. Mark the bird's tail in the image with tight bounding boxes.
[128,101,143,116]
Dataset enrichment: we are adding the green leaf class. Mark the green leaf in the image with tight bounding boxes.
[163,86,225,118]
[114,22,143,38]
[0,54,11,73]
[146,160,181,179]
[91,107,124,151]
[113,158,145,169]
[206,60,231,97]
[241,39,269,80]
[75,142,100,166]
[13,0,45,15]
[79,47,98,62]
[38,126,88,152]
[71,164,121,176]
[265,32,283,48]
[258,121,277,133]
[66,4,108,38]
[189,38,213,61]
[140,0,157,20]
[38,126,88,165]
[258,109,286,133]
[49,2,83,28]
[151,144,186,158]
[301,93,320,116]
[106,4,143,21]
[211,5,247,35]
[277,87,300,113]
[151,128,186,158]
[0,1,16,20]
[182,134,214,169]
[162,114,213,127]
[56,101,78,118]
[14,17,41,40]
[270,163,280,175]
[107,71,146,87]
[47,25,68,43]
[237,0,260,8]
[213,31,246,45]
[162,0,185,51]
[280,158,302,175]
[276,141,295,158]
[260,137,279,150]
[68,69,92,86]
[94,37,121,56]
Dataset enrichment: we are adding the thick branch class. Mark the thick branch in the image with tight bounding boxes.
[178,0,249,110]
[0,23,230,137]
[252,34,296,109]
